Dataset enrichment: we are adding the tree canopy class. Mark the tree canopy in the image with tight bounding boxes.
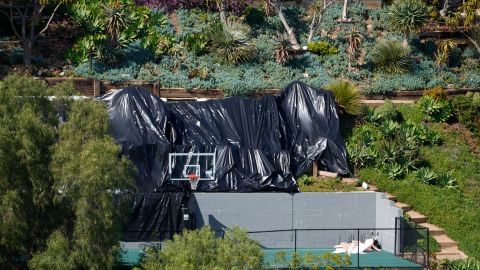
[0,75,136,269]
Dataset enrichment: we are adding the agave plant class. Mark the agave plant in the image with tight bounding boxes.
[210,20,257,65]
[363,107,382,124]
[447,258,480,270]
[380,120,400,139]
[324,80,362,116]
[418,95,452,122]
[372,40,411,74]
[383,163,405,180]
[415,167,437,185]
[273,32,291,65]
[386,0,429,45]
[437,171,458,189]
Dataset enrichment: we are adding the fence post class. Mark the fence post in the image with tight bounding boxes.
[294,229,297,253]
[394,218,398,256]
[93,79,100,97]
[427,228,430,269]
[357,229,360,269]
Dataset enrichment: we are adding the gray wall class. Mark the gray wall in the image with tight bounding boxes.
[188,192,402,252]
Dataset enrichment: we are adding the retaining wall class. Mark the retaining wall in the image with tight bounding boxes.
[188,192,402,253]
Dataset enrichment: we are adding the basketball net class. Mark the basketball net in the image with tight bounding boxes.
[188,172,200,190]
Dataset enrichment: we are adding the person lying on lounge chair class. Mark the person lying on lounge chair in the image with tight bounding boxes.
[332,238,381,254]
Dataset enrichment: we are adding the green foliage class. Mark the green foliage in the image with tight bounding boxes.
[297,175,314,186]
[67,0,169,65]
[184,33,209,56]
[324,80,362,116]
[418,95,452,122]
[358,104,480,256]
[445,258,480,270]
[383,162,405,180]
[307,41,338,57]
[271,250,351,269]
[0,75,70,268]
[386,0,429,38]
[29,231,75,270]
[0,75,136,269]
[137,226,263,270]
[450,94,480,136]
[372,40,411,74]
[364,100,402,124]
[209,20,257,65]
[414,167,437,185]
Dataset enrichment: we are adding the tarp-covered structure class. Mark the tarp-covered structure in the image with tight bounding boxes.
[101,81,349,193]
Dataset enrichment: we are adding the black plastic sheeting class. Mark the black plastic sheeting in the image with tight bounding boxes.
[123,192,185,241]
[101,81,349,193]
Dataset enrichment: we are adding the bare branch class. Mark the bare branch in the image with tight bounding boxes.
[4,1,22,40]
[462,31,480,53]
[33,3,61,42]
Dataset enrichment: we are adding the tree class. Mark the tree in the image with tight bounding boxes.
[0,75,68,268]
[307,0,335,43]
[38,100,137,270]
[0,75,136,269]
[445,0,480,53]
[267,0,300,50]
[137,226,263,270]
[0,0,71,65]
[341,0,349,22]
[386,0,429,46]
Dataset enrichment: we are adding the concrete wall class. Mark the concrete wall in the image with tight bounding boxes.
[188,192,402,253]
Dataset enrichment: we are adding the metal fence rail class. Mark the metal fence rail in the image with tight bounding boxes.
[122,217,429,269]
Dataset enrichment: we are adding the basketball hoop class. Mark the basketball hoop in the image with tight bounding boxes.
[188,172,200,190]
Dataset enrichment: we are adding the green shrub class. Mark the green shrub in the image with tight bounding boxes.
[209,20,257,65]
[379,120,400,138]
[450,94,480,135]
[386,0,428,41]
[307,41,338,57]
[324,80,362,116]
[138,226,263,270]
[184,33,209,56]
[244,6,265,26]
[445,258,480,270]
[375,100,402,122]
[418,95,452,122]
[414,167,437,185]
[297,175,314,186]
[372,40,411,74]
[437,171,458,189]
[383,162,405,180]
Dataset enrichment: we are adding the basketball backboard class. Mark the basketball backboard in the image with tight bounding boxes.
[168,153,216,181]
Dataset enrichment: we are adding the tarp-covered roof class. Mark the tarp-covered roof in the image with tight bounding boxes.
[101,81,349,192]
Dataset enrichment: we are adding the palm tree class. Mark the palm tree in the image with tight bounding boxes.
[386,0,429,46]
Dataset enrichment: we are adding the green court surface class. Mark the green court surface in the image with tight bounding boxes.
[263,248,423,268]
[119,247,423,268]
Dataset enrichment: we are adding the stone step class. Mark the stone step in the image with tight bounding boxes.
[385,193,397,202]
[341,178,358,186]
[433,234,458,248]
[406,210,428,223]
[418,223,445,236]
[436,249,469,260]
[395,202,412,212]
[318,170,338,178]
[361,100,416,107]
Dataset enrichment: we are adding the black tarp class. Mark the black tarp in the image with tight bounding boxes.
[101,81,349,193]
[122,192,185,241]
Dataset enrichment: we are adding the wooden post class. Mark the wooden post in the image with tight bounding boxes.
[153,81,160,96]
[312,161,318,178]
[93,79,100,97]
